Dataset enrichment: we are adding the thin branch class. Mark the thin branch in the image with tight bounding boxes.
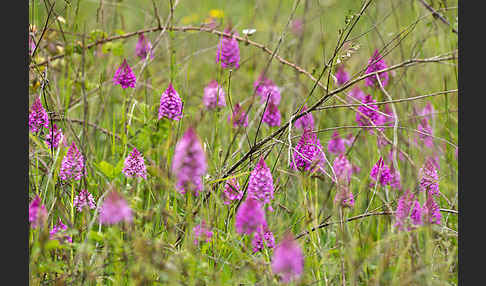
[418,0,457,34]
[296,208,458,239]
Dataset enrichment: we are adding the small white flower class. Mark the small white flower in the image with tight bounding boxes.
[242,29,256,36]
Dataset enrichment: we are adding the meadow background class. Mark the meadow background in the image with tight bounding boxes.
[29,0,458,284]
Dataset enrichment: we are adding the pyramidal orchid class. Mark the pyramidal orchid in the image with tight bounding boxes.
[29,96,49,133]
[135,33,153,60]
[73,189,96,212]
[216,28,240,69]
[49,218,72,243]
[356,94,384,133]
[259,83,281,106]
[394,189,415,231]
[192,221,213,245]
[410,200,423,226]
[294,105,315,130]
[222,178,243,205]
[252,226,275,253]
[171,128,207,196]
[235,197,267,235]
[292,129,326,173]
[365,49,389,87]
[335,65,349,85]
[228,103,248,128]
[334,184,355,208]
[417,118,434,148]
[247,157,275,206]
[29,195,48,229]
[389,165,402,190]
[327,131,346,155]
[290,19,304,36]
[99,191,133,225]
[203,80,226,109]
[262,102,281,127]
[422,194,441,225]
[332,154,352,184]
[271,234,304,283]
[60,142,85,182]
[45,123,63,149]
[370,157,392,187]
[419,158,439,196]
[122,147,147,179]
[158,83,183,121]
[112,59,136,89]
[253,74,274,96]
[347,86,366,103]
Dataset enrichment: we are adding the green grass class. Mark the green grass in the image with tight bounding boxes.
[29,0,457,285]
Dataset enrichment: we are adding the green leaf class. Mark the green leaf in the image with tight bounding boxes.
[112,42,124,57]
[88,230,104,243]
[89,29,108,42]
[96,161,115,179]
[102,42,113,54]
[114,29,126,36]
[114,159,124,177]
[45,239,62,251]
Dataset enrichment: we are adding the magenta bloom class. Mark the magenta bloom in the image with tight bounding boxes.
[292,129,326,173]
[370,157,392,187]
[423,194,441,225]
[216,28,240,69]
[394,189,415,231]
[29,34,36,56]
[99,191,133,225]
[334,184,355,208]
[271,234,304,283]
[418,102,435,120]
[258,84,281,106]
[410,200,423,226]
[247,158,274,206]
[45,123,63,149]
[382,104,395,126]
[356,94,384,132]
[327,131,346,155]
[158,83,183,121]
[49,219,72,243]
[172,128,207,196]
[228,103,248,128]
[203,80,226,109]
[29,195,47,229]
[113,59,136,89]
[388,149,405,163]
[365,50,389,87]
[29,96,49,133]
[60,142,85,182]
[122,147,147,179]
[222,178,243,205]
[335,65,349,85]
[252,227,275,253]
[263,103,281,127]
[294,105,315,130]
[73,189,96,212]
[417,118,434,148]
[193,221,213,245]
[389,166,402,190]
[333,154,352,183]
[290,19,303,35]
[235,197,267,235]
[135,33,153,60]
[419,158,439,196]
[347,86,366,103]
[253,74,274,95]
